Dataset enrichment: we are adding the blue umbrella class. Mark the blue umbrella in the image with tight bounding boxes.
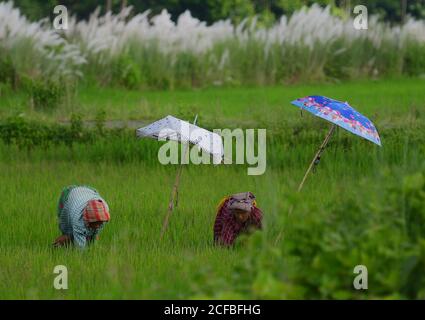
[291,95,382,191]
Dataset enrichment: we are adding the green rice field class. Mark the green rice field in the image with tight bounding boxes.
[1,78,425,299]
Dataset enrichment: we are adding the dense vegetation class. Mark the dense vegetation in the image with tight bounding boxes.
[1,2,425,95]
[1,79,424,299]
[2,0,424,300]
[12,0,425,24]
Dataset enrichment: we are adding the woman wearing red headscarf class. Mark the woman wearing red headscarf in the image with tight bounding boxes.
[53,185,111,248]
[214,192,263,246]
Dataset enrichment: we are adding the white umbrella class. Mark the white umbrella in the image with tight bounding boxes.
[136,115,223,238]
[136,115,223,164]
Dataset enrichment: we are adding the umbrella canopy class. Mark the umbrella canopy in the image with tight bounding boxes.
[291,95,381,146]
[136,115,224,163]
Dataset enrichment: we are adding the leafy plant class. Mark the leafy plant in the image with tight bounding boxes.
[24,78,64,111]
[110,55,142,90]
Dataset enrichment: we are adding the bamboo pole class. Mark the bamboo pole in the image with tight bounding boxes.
[160,115,198,239]
[274,124,336,245]
[297,124,336,192]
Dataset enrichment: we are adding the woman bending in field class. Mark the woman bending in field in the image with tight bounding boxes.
[214,192,263,246]
[53,185,110,248]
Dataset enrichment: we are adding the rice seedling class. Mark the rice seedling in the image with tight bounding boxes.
[0,78,424,299]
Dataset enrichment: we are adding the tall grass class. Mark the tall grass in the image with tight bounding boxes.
[1,78,424,298]
[0,1,85,83]
[1,2,425,90]
[0,113,424,299]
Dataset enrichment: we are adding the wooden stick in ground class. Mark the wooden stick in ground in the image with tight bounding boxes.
[297,124,336,192]
[274,124,336,245]
[160,115,198,239]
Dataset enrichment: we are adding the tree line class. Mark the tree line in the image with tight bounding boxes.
[12,0,425,24]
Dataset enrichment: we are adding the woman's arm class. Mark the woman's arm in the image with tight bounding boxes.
[52,234,73,247]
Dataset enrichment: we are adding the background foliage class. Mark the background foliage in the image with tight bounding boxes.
[12,0,425,24]
[1,1,425,97]
[1,0,425,300]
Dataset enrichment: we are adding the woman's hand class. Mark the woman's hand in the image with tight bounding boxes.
[53,235,72,247]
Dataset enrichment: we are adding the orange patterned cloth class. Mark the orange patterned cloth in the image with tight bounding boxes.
[83,199,110,223]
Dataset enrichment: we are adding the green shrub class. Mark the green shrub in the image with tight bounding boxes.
[403,172,425,241]
[95,109,107,136]
[0,113,89,151]
[24,78,64,110]
[0,114,56,150]
[186,169,425,299]
[111,55,142,90]
[403,42,425,76]
[324,50,352,80]
[0,54,16,87]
